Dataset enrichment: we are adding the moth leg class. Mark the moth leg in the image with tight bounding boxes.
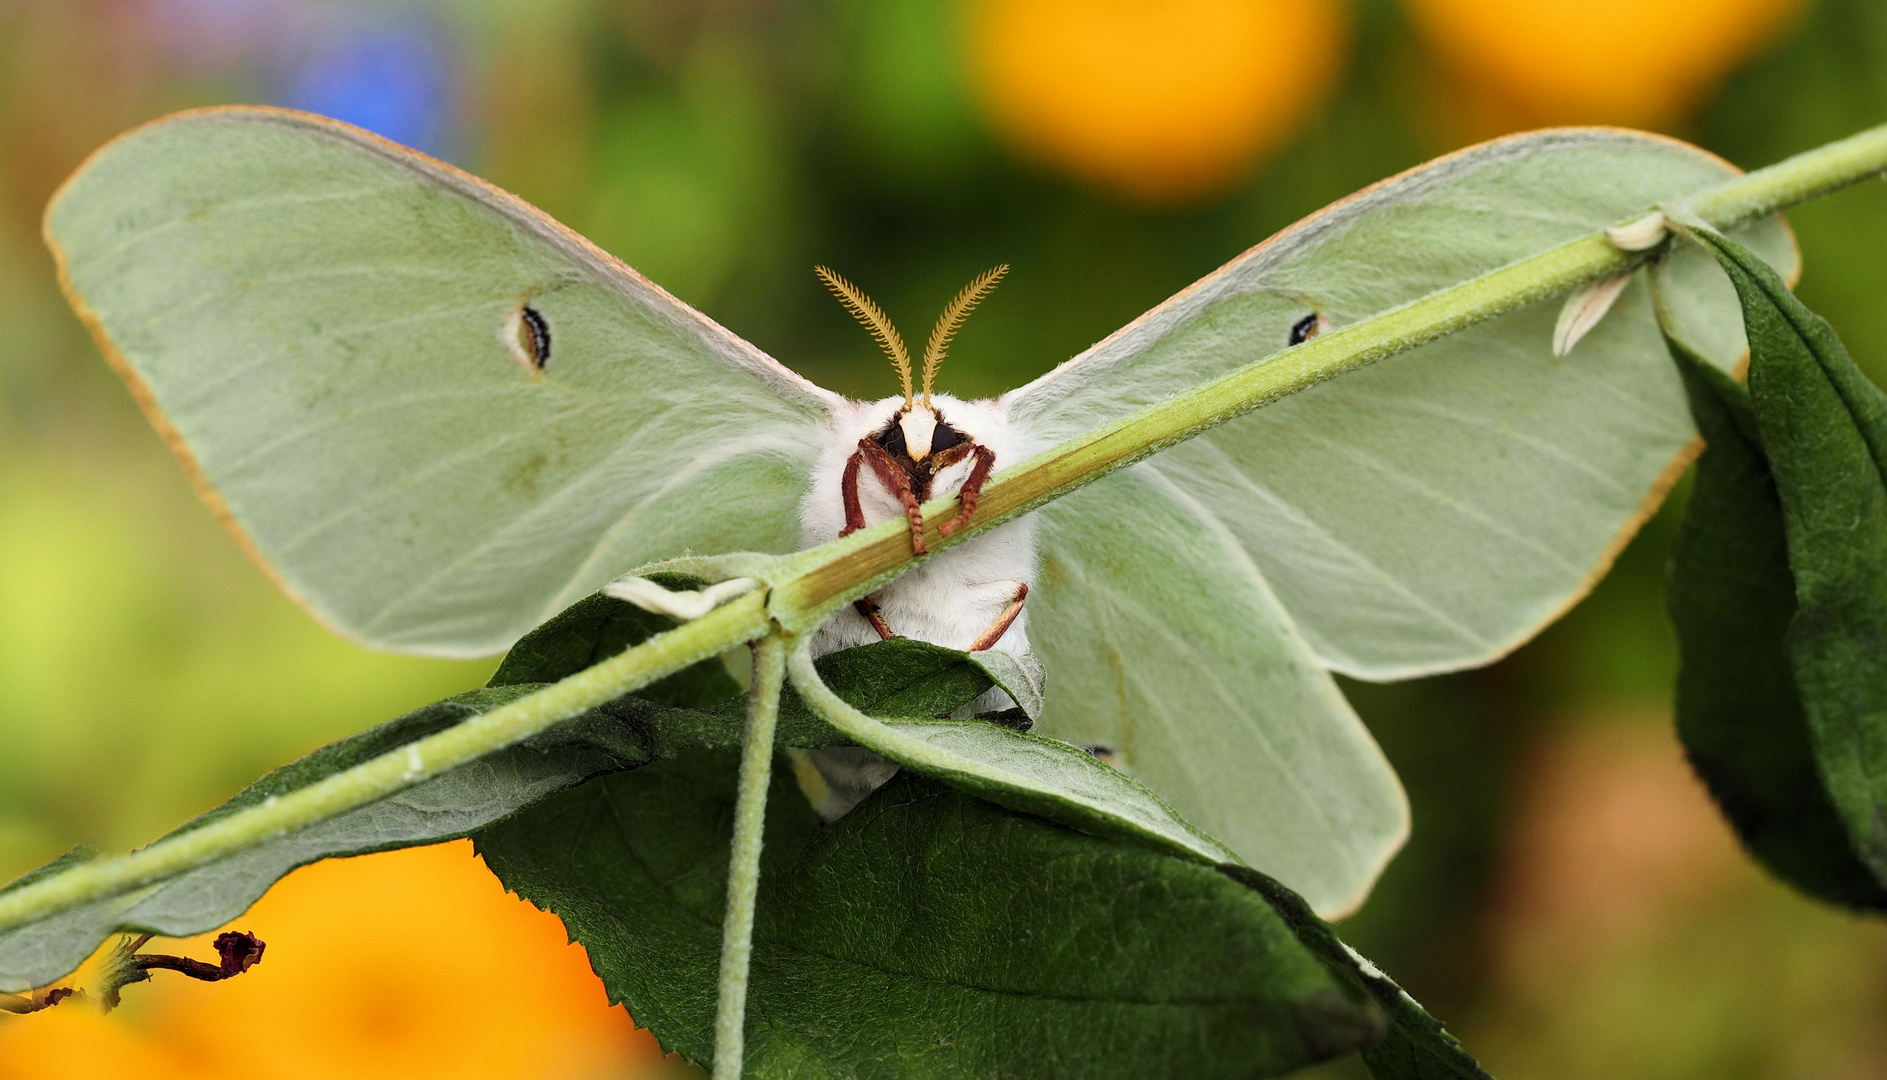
[854,596,895,640]
[969,581,1028,652]
[938,445,996,538]
[858,438,927,555]
[927,440,976,471]
[838,449,866,538]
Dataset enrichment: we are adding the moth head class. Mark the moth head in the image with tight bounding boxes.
[815,262,1010,435]
[877,401,966,465]
[898,404,939,462]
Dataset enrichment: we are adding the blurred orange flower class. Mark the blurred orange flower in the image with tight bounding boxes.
[0,841,669,1080]
[1404,0,1807,132]
[966,0,1352,204]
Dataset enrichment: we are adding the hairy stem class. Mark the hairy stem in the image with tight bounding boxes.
[782,636,1232,864]
[1684,123,1887,227]
[4,122,1885,940]
[714,633,787,1080]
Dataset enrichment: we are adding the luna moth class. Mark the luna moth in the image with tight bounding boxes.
[44,107,1795,917]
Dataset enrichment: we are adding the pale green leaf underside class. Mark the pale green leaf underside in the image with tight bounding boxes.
[1010,130,1798,681]
[45,107,839,658]
[964,647,1045,719]
[0,687,641,992]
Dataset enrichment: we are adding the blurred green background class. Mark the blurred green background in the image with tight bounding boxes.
[1,0,1885,1076]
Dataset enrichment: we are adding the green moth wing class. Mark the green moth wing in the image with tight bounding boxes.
[1010,129,1798,681]
[1029,468,1406,917]
[44,107,840,657]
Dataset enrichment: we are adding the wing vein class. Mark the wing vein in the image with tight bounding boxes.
[69,182,413,275]
[1180,441,1498,651]
[213,386,527,480]
[1130,464,1356,846]
[168,299,505,413]
[272,403,584,561]
[365,429,815,635]
[1288,429,1589,576]
[1306,392,1637,495]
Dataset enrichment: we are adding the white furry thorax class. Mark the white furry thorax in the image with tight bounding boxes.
[799,393,1042,663]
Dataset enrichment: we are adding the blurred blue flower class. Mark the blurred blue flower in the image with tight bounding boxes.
[283,17,457,159]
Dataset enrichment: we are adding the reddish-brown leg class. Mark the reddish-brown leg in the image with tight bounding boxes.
[927,441,976,471]
[939,445,997,538]
[968,581,1029,652]
[853,597,895,640]
[858,438,927,555]
[838,450,866,538]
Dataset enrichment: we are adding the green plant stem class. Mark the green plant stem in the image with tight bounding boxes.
[1685,123,1887,227]
[781,636,1232,864]
[5,122,1886,941]
[714,633,787,1080]
[0,591,770,935]
[782,634,982,786]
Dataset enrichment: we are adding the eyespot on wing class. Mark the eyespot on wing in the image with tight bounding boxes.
[503,303,551,373]
[1288,311,1331,345]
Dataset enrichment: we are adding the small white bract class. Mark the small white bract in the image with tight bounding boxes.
[1605,211,1670,252]
[1553,271,1636,357]
[605,577,760,622]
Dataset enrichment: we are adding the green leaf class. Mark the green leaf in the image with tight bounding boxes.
[1665,341,1887,908]
[487,578,743,707]
[787,638,1242,869]
[0,687,648,992]
[0,594,1012,991]
[1686,227,1887,891]
[494,587,1008,732]
[476,752,1384,1079]
[0,848,97,902]
[1226,867,1493,1080]
[783,636,1004,727]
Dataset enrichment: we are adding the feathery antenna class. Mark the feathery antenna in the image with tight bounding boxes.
[815,266,913,406]
[922,265,1007,404]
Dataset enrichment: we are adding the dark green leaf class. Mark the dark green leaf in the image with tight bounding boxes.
[1225,867,1493,1080]
[2,585,731,990]
[476,753,1383,1080]
[1691,228,1887,889]
[1665,340,1887,908]
[786,636,1002,723]
[488,577,742,707]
